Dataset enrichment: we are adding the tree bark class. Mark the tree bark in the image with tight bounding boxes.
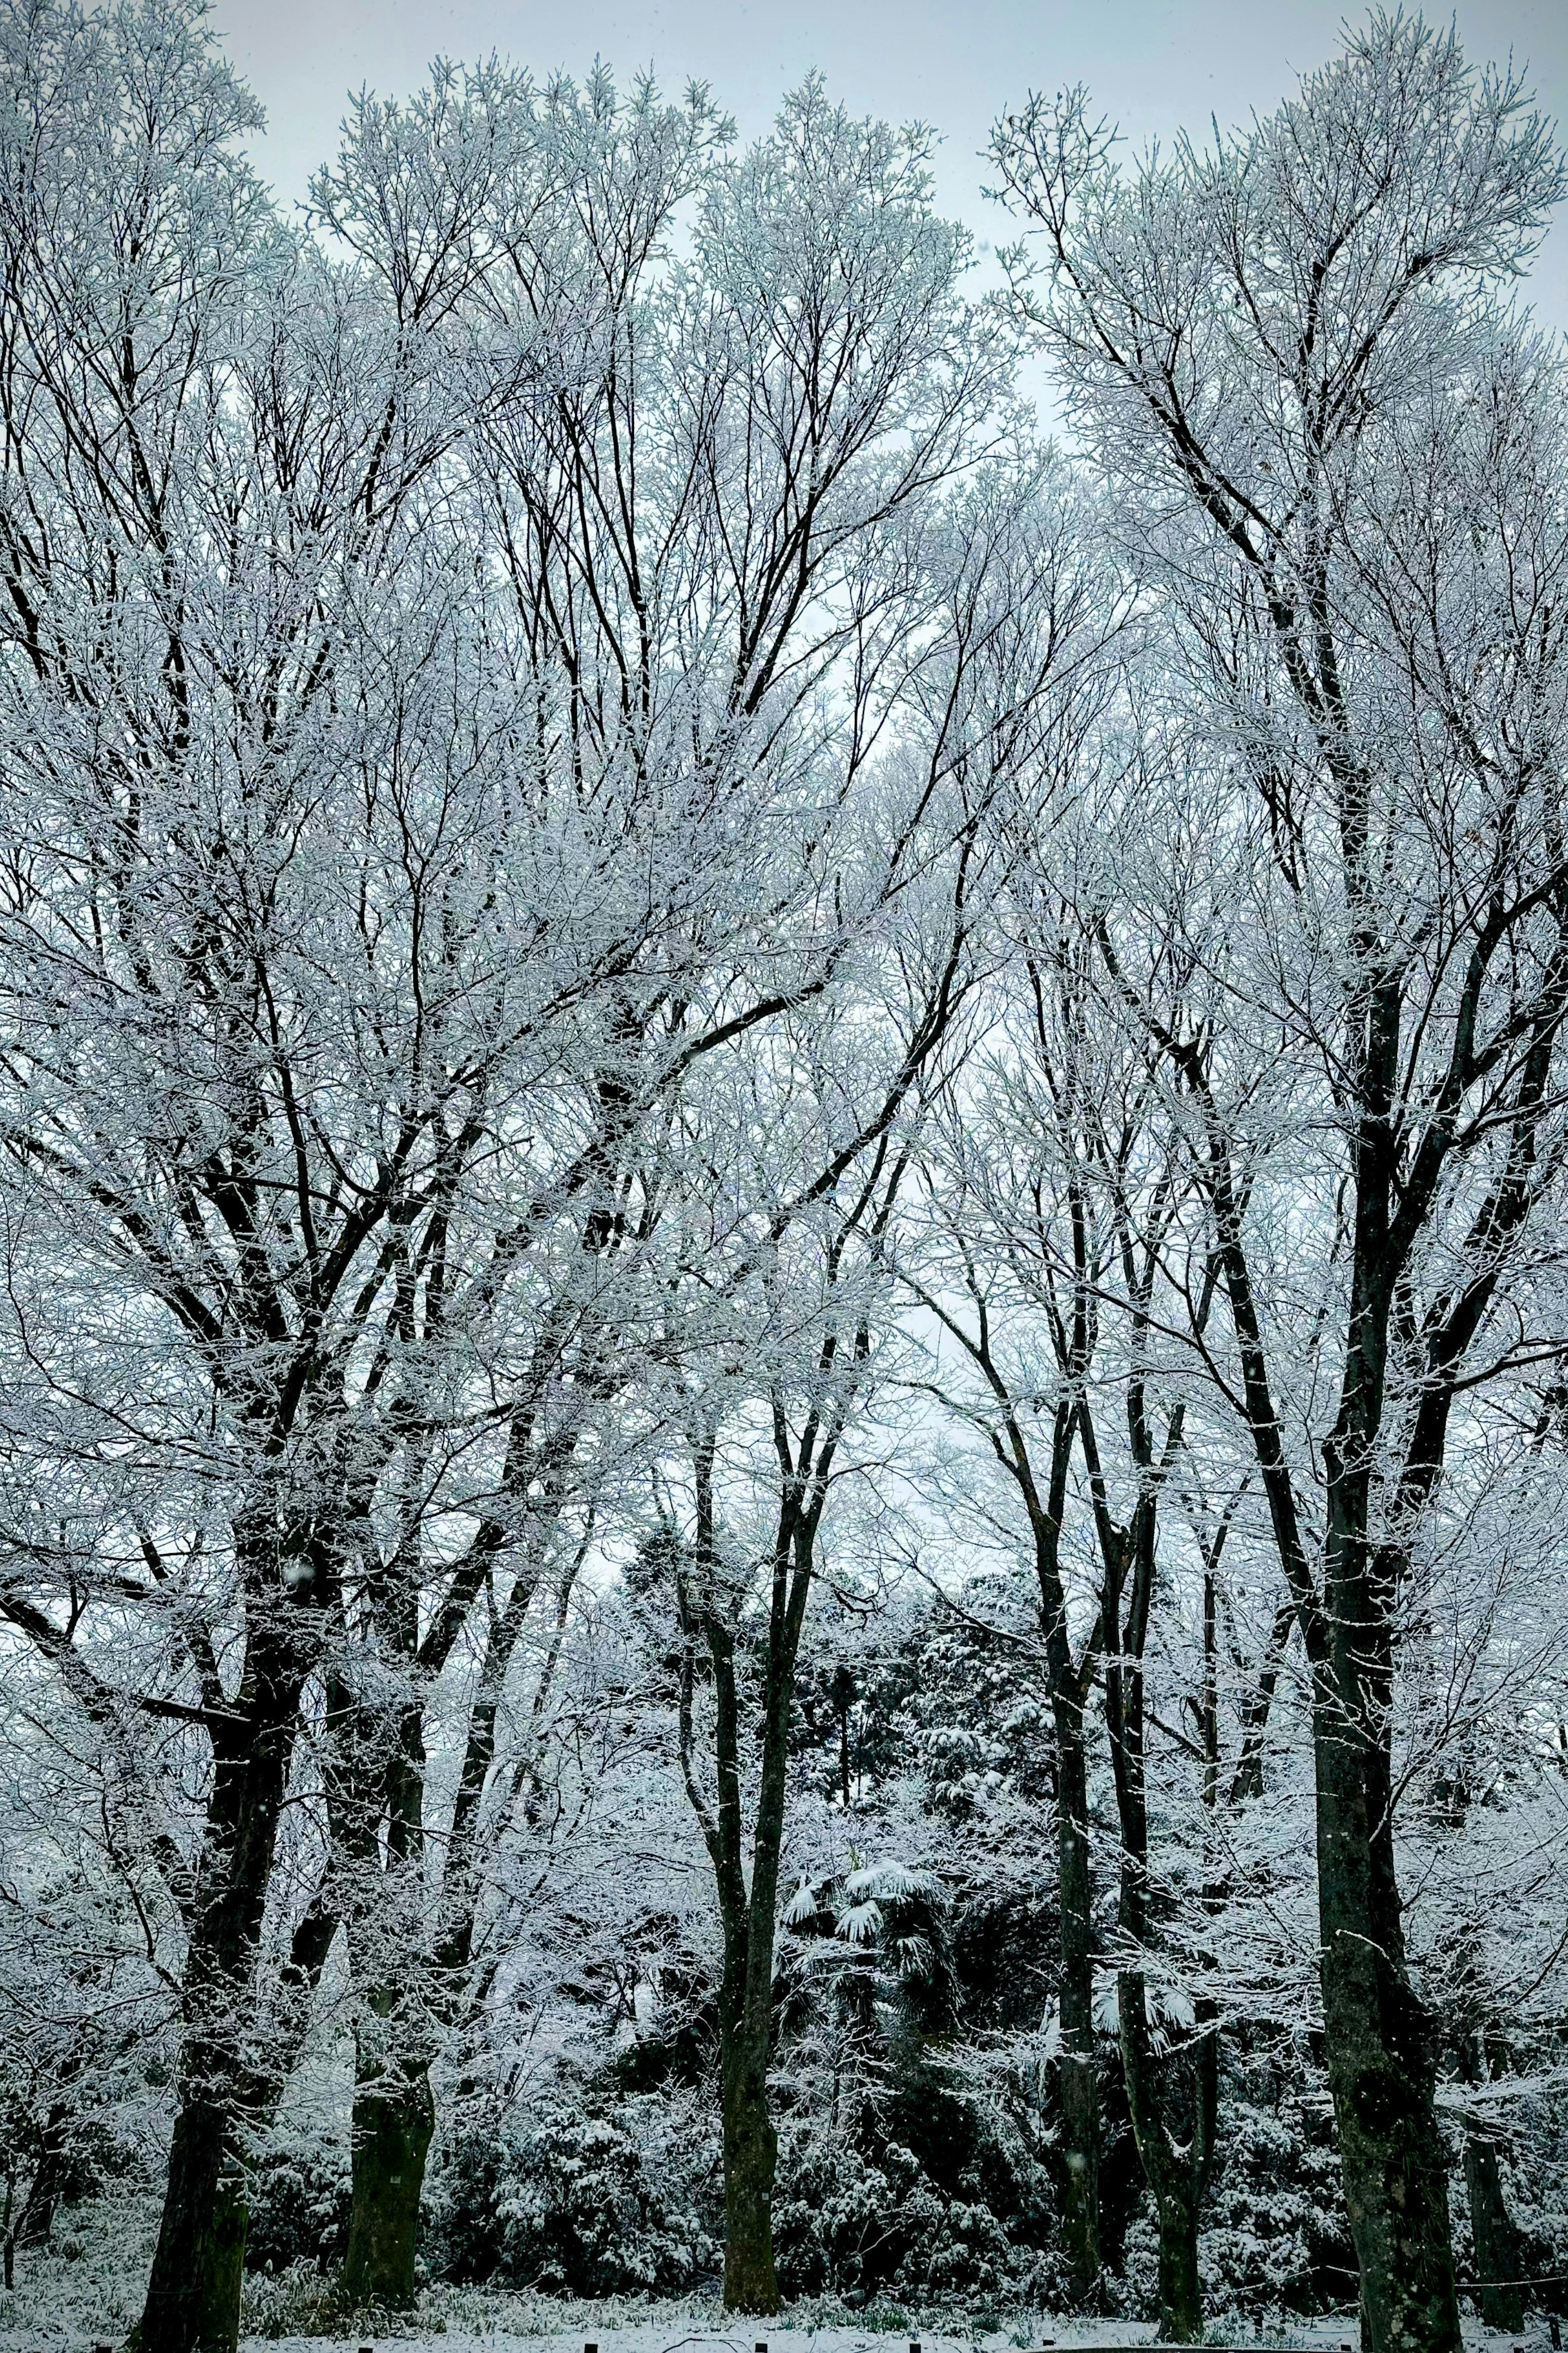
[1160,1054,1468,2353]
[1311,1707,1458,2353]
[339,2047,435,2311]
[1079,1259,1217,2341]
[136,1601,316,2353]
[1314,1371,1461,2353]
[1463,2133,1525,2333]
[1054,1703,1102,2303]
[1117,1963,1215,2346]
[678,1375,858,2314]
[720,1986,781,2314]
[1156,2183,1203,2344]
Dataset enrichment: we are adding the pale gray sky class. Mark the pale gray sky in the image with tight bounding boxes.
[212,0,1568,327]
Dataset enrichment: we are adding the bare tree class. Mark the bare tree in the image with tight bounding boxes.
[991,24,1568,2345]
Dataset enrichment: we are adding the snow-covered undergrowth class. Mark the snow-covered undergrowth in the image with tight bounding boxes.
[0,2188,156,2349]
[228,2312,1557,2353]
[0,2196,1538,2353]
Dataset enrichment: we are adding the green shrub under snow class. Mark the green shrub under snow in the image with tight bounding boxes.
[241,2120,354,2275]
[424,2094,722,2295]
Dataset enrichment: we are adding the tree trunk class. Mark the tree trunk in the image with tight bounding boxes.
[339,2050,434,2311]
[1118,1969,1213,2347]
[135,2101,250,2353]
[1463,2133,1525,2333]
[721,2017,780,2314]
[1055,1705,1101,2306]
[1156,2184,1203,2344]
[1193,1126,1464,2353]
[334,1663,436,2316]
[1313,1714,1460,2353]
[136,1601,315,2353]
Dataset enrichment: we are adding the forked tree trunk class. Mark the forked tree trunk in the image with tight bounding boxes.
[678,1379,866,2315]
[1117,1972,1216,2346]
[334,1437,581,2302]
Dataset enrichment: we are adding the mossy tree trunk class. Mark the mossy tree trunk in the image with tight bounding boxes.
[340,2040,435,2311]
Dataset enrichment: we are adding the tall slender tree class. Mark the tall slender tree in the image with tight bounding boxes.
[990,29,1568,2345]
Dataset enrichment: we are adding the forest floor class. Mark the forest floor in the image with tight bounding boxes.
[0,2203,1554,2353]
[230,2320,1559,2353]
[2,2308,1558,2353]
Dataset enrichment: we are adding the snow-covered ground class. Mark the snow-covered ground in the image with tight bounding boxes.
[222,2315,1535,2353]
[1,2300,1552,2353]
[0,2212,1551,2353]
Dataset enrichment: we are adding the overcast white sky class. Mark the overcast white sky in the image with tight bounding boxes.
[212,0,1568,328]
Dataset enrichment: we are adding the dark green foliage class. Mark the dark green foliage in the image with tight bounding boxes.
[424,2098,721,2294]
[241,2129,352,2275]
[773,2130,1036,2303]
[1196,2054,1355,2322]
[951,1892,1058,2035]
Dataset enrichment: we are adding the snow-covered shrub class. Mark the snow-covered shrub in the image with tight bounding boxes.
[1499,2081,1568,2311]
[771,2126,896,2295]
[889,2172,1048,2304]
[1111,2197,1159,2321]
[770,2110,1061,2305]
[241,2256,345,2340]
[1198,2058,1354,2323]
[241,2122,353,2275]
[1105,2054,1358,2327]
[424,2093,720,2293]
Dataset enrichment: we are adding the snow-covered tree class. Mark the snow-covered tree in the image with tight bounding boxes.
[990,21,1568,2349]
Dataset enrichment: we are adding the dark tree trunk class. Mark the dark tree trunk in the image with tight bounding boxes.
[1156,2183,1203,2344]
[1315,1891,1455,2353]
[136,1598,316,2353]
[720,2006,780,2313]
[137,2094,250,2353]
[333,1667,438,2315]
[671,1151,913,2313]
[1116,1962,1216,2346]
[1310,1513,1460,2353]
[678,1354,869,2314]
[1083,1354,1217,2346]
[1185,1102,1466,2353]
[1463,2134,1525,2333]
[1054,1705,1101,2304]
[339,2049,434,2311]
[1036,1382,1104,2309]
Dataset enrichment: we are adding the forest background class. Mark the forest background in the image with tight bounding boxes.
[1,7,1567,2353]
